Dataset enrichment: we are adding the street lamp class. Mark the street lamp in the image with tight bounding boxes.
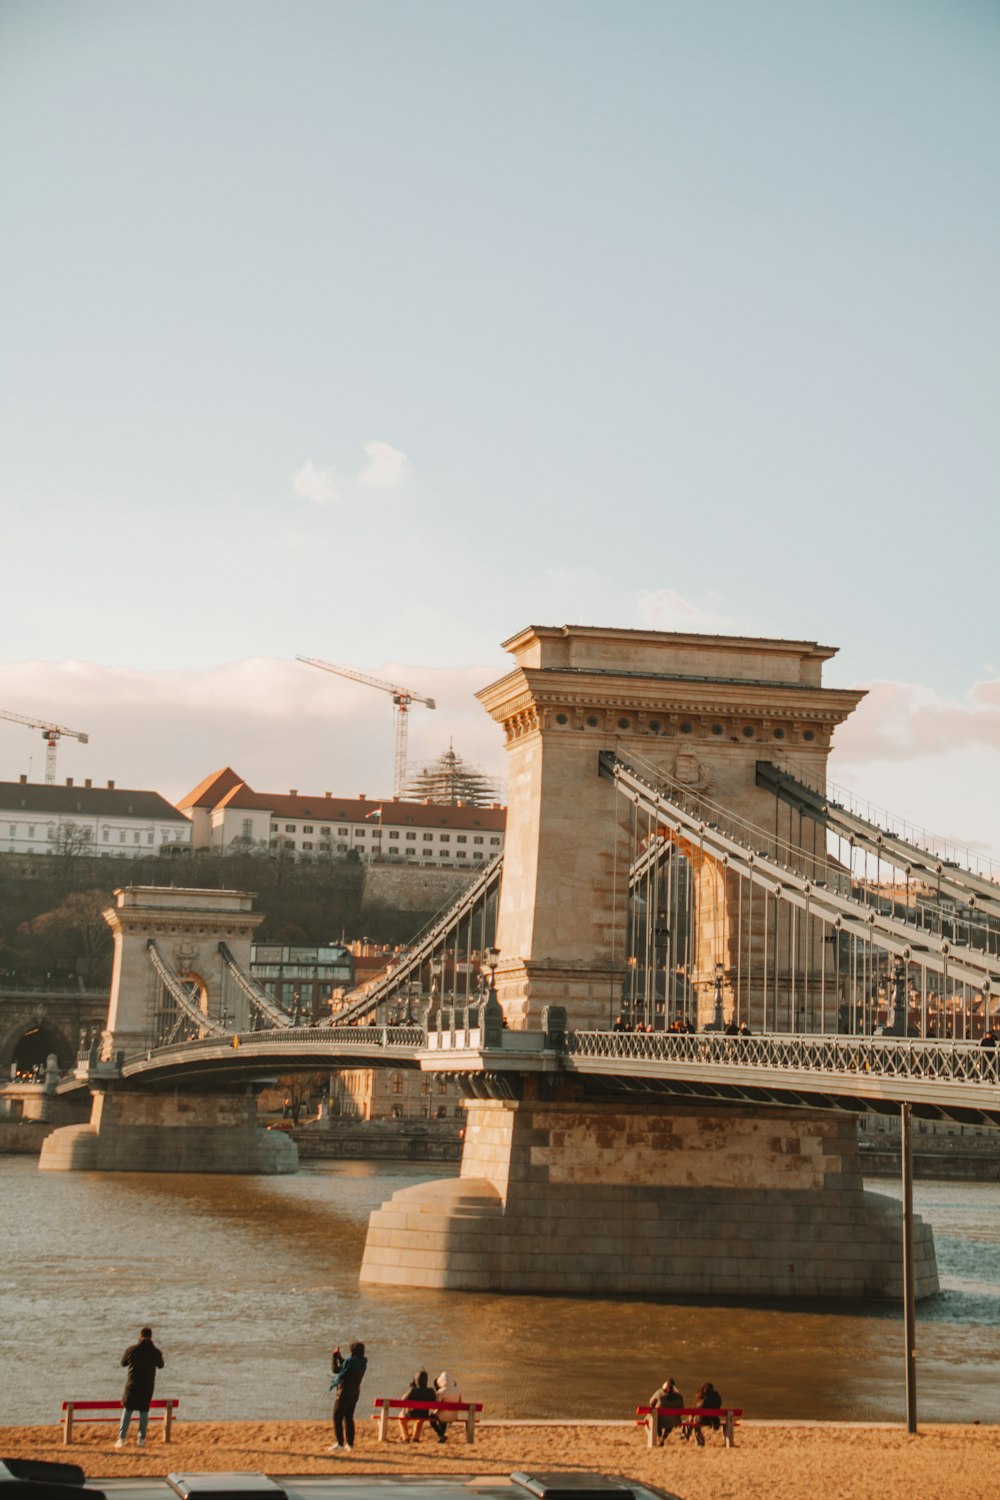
[485,946,501,999]
[712,962,725,1030]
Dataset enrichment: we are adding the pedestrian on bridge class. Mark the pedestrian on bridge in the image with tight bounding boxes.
[115,1326,164,1448]
[329,1340,367,1453]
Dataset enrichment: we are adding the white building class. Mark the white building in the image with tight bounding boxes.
[0,776,192,857]
[178,768,506,866]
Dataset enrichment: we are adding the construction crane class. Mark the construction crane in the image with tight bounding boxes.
[297,656,435,798]
[0,709,90,784]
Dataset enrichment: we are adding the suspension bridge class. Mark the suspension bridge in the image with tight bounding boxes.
[39,625,1000,1302]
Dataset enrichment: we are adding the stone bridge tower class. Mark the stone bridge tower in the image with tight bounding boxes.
[102,885,262,1058]
[360,625,938,1300]
[477,625,865,1030]
[39,885,294,1174]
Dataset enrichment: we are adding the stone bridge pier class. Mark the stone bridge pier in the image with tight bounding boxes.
[39,886,295,1174]
[361,625,939,1300]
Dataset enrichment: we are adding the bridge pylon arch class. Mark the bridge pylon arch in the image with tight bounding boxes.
[102,886,262,1057]
[477,625,864,1030]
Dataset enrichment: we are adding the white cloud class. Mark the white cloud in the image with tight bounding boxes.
[0,657,507,807]
[291,460,339,506]
[358,440,412,488]
[835,679,1000,763]
[636,587,747,635]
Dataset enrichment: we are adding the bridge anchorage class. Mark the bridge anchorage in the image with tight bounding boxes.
[38,627,1000,1303]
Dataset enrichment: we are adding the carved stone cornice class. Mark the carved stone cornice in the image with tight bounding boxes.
[478,665,864,748]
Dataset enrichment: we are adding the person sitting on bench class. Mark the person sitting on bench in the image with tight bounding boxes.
[648,1377,684,1445]
[399,1370,436,1443]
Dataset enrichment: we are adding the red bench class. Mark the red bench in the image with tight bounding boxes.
[61,1399,178,1445]
[371,1397,482,1444]
[635,1403,742,1448]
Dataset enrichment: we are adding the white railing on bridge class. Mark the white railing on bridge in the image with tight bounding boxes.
[566,1029,1000,1087]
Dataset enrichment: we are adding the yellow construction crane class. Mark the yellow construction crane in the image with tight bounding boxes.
[0,708,90,784]
[297,656,435,797]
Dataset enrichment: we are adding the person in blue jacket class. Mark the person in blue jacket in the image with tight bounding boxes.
[329,1340,368,1452]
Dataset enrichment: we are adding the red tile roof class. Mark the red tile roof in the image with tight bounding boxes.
[179,772,506,831]
[177,767,245,810]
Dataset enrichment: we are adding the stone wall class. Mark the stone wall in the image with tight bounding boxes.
[38,1088,297,1174]
[361,863,478,913]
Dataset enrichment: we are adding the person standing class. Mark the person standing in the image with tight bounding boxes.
[115,1327,164,1448]
[329,1340,367,1453]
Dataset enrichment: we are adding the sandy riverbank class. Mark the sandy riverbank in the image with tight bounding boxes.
[2,1420,998,1500]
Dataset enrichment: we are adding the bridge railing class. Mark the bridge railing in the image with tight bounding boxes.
[119,1025,425,1070]
[567,1029,1000,1086]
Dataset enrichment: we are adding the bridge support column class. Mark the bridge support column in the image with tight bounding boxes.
[361,1096,938,1300]
[38,1087,296,1173]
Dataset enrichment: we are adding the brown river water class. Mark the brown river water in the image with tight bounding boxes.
[1,1157,997,1425]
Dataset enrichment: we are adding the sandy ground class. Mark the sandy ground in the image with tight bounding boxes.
[2,1420,998,1500]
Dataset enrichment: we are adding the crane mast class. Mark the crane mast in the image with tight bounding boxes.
[297,656,436,798]
[0,709,90,783]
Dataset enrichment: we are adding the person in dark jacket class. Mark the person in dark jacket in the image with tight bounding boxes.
[685,1381,722,1446]
[115,1327,164,1447]
[398,1369,435,1443]
[329,1341,368,1452]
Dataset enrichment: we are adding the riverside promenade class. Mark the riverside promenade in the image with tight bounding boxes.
[2,1419,998,1500]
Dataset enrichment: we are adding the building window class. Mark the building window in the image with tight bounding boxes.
[285,824,296,833]
[473,852,483,860]
[321,826,330,835]
[440,834,450,843]
[490,837,500,846]
[473,835,483,844]
[338,827,348,835]
[388,830,399,839]
[119,831,125,844]
[423,832,433,841]
[303,841,313,851]
[133,832,140,844]
[406,848,415,857]
[303,825,313,833]
[242,819,253,839]
[406,831,416,840]
[457,835,467,843]
[390,1073,403,1095]
[102,830,109,843]
[47,826,54,840]
[147,831,154,843]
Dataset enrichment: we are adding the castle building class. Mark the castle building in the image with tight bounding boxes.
[178,768,505,866]
[1,777,191,857]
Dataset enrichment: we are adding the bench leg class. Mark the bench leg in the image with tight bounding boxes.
[378,1407,389,1443]
[164,1405,173,1442]
[723,1413,734,1448]
[63,1407,73,1446]
[465,1408,475,1445]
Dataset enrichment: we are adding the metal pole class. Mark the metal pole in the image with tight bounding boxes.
[901,1101,917,1433]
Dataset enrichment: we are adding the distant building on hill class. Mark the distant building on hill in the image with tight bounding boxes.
[178,768,505,866]
[0,776,191,857]
[402,745,501,806]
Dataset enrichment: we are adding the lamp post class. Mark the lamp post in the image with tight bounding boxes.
[712,962,725,1031]
[485,946,500,999]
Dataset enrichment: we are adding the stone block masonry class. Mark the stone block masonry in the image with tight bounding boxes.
[360,1097,938,1300]
[38,1089,297,1174]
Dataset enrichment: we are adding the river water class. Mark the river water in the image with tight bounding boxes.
[1,1158,997,1425]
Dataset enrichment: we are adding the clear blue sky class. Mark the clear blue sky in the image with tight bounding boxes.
[1,1,998,849]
